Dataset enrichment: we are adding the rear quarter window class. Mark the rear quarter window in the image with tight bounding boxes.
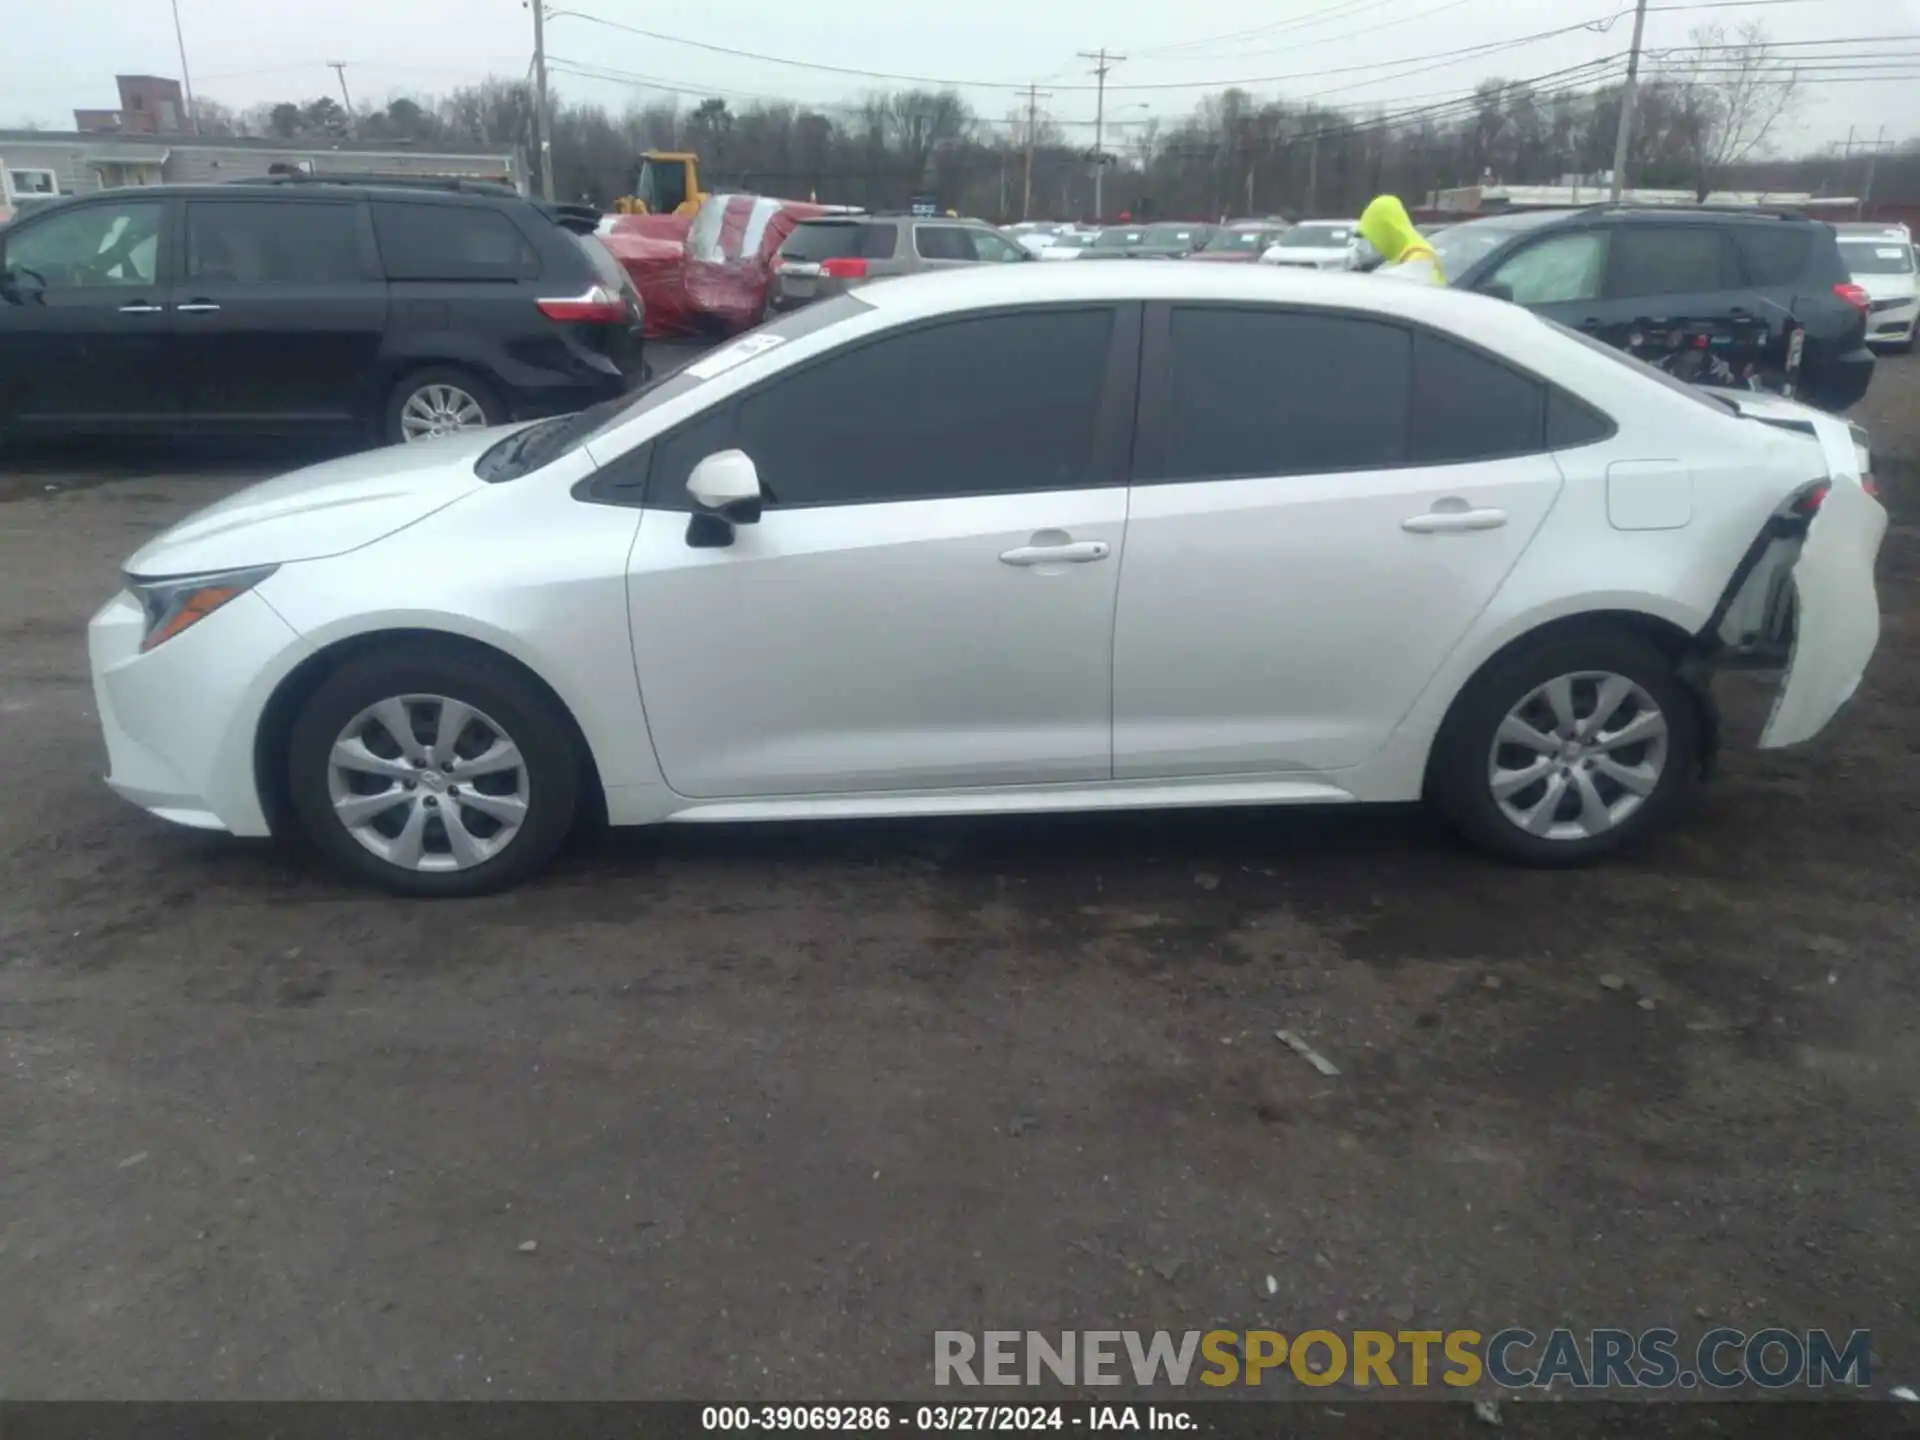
[780,223,896,262]
[372,201,540,281]
[1732,226,1814,287]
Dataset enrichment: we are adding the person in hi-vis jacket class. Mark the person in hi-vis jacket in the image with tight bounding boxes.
[1358,194,1445,284]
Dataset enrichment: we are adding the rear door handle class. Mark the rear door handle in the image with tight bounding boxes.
[117,302,164,314]
[1403,508,1508,534]
[176,301,221,314]
[1000,540,1111,566]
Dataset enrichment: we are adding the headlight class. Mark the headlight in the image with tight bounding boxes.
[127,565,278,652]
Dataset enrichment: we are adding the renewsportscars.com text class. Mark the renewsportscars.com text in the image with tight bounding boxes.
[934,1327,1871,1390]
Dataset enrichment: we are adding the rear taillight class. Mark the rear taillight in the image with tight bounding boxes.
[819,257,869,279]
[1834,281,1872,314]
[1795,483,1830,516]
[537,284,628,324]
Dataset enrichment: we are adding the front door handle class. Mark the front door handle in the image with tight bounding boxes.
[999,540,1111,566]
[117,302,164,314]
[176,301,221,314]
[1403,508,1508,534]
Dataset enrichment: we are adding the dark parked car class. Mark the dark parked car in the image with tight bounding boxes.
[1078,222,1218,260]
[0,175,645,447]
[1431,206,1873,413]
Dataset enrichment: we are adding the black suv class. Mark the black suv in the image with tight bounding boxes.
[0,176,644,446]
[1432,206,1874,413]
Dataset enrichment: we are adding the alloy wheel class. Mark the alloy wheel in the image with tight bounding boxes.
[399,384,488,441]
[326,694,529,871]
[1487,671,1669,842]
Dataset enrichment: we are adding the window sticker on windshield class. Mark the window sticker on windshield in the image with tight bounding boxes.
[685,332,788,380]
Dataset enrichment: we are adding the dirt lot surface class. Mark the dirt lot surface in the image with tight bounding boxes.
[3,353,1918,1419]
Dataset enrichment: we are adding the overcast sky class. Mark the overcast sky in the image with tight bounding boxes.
[8,0,1915,156]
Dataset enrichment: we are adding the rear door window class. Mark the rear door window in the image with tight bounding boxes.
[372,201,539,281]
[1409,332,1545,464]
[1146,306,1410,480]
[779,223,896,261]
[1606,226,1740,298]
[914,225,979,261]
[186,200,363,284]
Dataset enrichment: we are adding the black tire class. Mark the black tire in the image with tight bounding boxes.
[1426,627,1700,867]
[383,366,504,446]
[287,642,581,897]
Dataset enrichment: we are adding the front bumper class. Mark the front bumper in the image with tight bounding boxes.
[88,587,310,836]
[1868,299,1918,345]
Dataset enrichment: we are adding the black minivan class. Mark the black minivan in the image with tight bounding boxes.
[1431,206,1874,413]
[0,176,644,446]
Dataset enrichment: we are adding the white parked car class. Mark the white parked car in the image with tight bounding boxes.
[1836,223,1918,352]
[89,264,1886,895]
[1261,219,1361,269]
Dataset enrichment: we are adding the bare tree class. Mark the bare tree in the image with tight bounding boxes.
[1666,23,1803,198]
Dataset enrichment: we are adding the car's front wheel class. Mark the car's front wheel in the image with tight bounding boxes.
[287,643,580,896]
[1427,628,1700,866]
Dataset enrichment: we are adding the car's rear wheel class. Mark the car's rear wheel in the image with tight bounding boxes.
[287,644,580,896]
[386,367,502,445]
[1427,629,1699,866]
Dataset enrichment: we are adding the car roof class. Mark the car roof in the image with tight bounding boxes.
[853,255,1547,336]
[48,179,529,207]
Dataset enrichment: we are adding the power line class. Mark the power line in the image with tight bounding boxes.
[1137,0,1484,65]
[1132,0,1410,60]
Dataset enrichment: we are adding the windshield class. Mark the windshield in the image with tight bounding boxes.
[1203,230,1273,252]
[1092,229,1144,249]
[1052,233,1094,250]
[1839,239,1915,276]
[477,293,873,483]
[1143,225,1198,247]
[1429,212,1564,279]
[1279,224,1353,249]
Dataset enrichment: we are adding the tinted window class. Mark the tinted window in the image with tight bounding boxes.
[1489,231,1607,305]
[372,202,538,281]
[780,222,895,262]
[186,201,361,284]
[1546,388,1614,449]
[660,308,1114,508]
[1607,226,1736,298]
[1733,226,1813,286]
[1409,332,1544,464]
[915,225,977,260]
[1151,307,1409,480]
[4,200,163,287]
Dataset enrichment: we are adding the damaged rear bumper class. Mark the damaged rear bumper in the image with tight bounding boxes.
[1703,404,1888,750]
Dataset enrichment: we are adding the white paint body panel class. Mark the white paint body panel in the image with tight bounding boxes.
[83,261,1887,842]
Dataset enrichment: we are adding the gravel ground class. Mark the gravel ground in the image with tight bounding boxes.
[2,354,1917,1412]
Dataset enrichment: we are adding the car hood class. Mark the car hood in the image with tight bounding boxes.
[125,428,516,578]
[1852,270,1917,302]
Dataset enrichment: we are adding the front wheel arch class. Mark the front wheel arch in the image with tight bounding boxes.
[1420,609,1719,800]
[253,629,606,841]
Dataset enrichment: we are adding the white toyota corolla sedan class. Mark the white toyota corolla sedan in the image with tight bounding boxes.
[88,263,1886,895]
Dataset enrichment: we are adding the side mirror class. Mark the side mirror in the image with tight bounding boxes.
[1478,281,1516,303]
[685,448,763,548]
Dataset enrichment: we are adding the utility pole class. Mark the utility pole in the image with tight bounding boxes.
[328,62,354,133]
[1838,126,1893,220]
[529,0,555,200]
[1017,83,1053,221]
[169,0,201,134]
[1608,0,1651,202]
[1077,48,1123,220]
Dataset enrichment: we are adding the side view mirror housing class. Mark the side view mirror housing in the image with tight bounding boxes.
[1478,281,1516,303]
[685,448,763,548]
